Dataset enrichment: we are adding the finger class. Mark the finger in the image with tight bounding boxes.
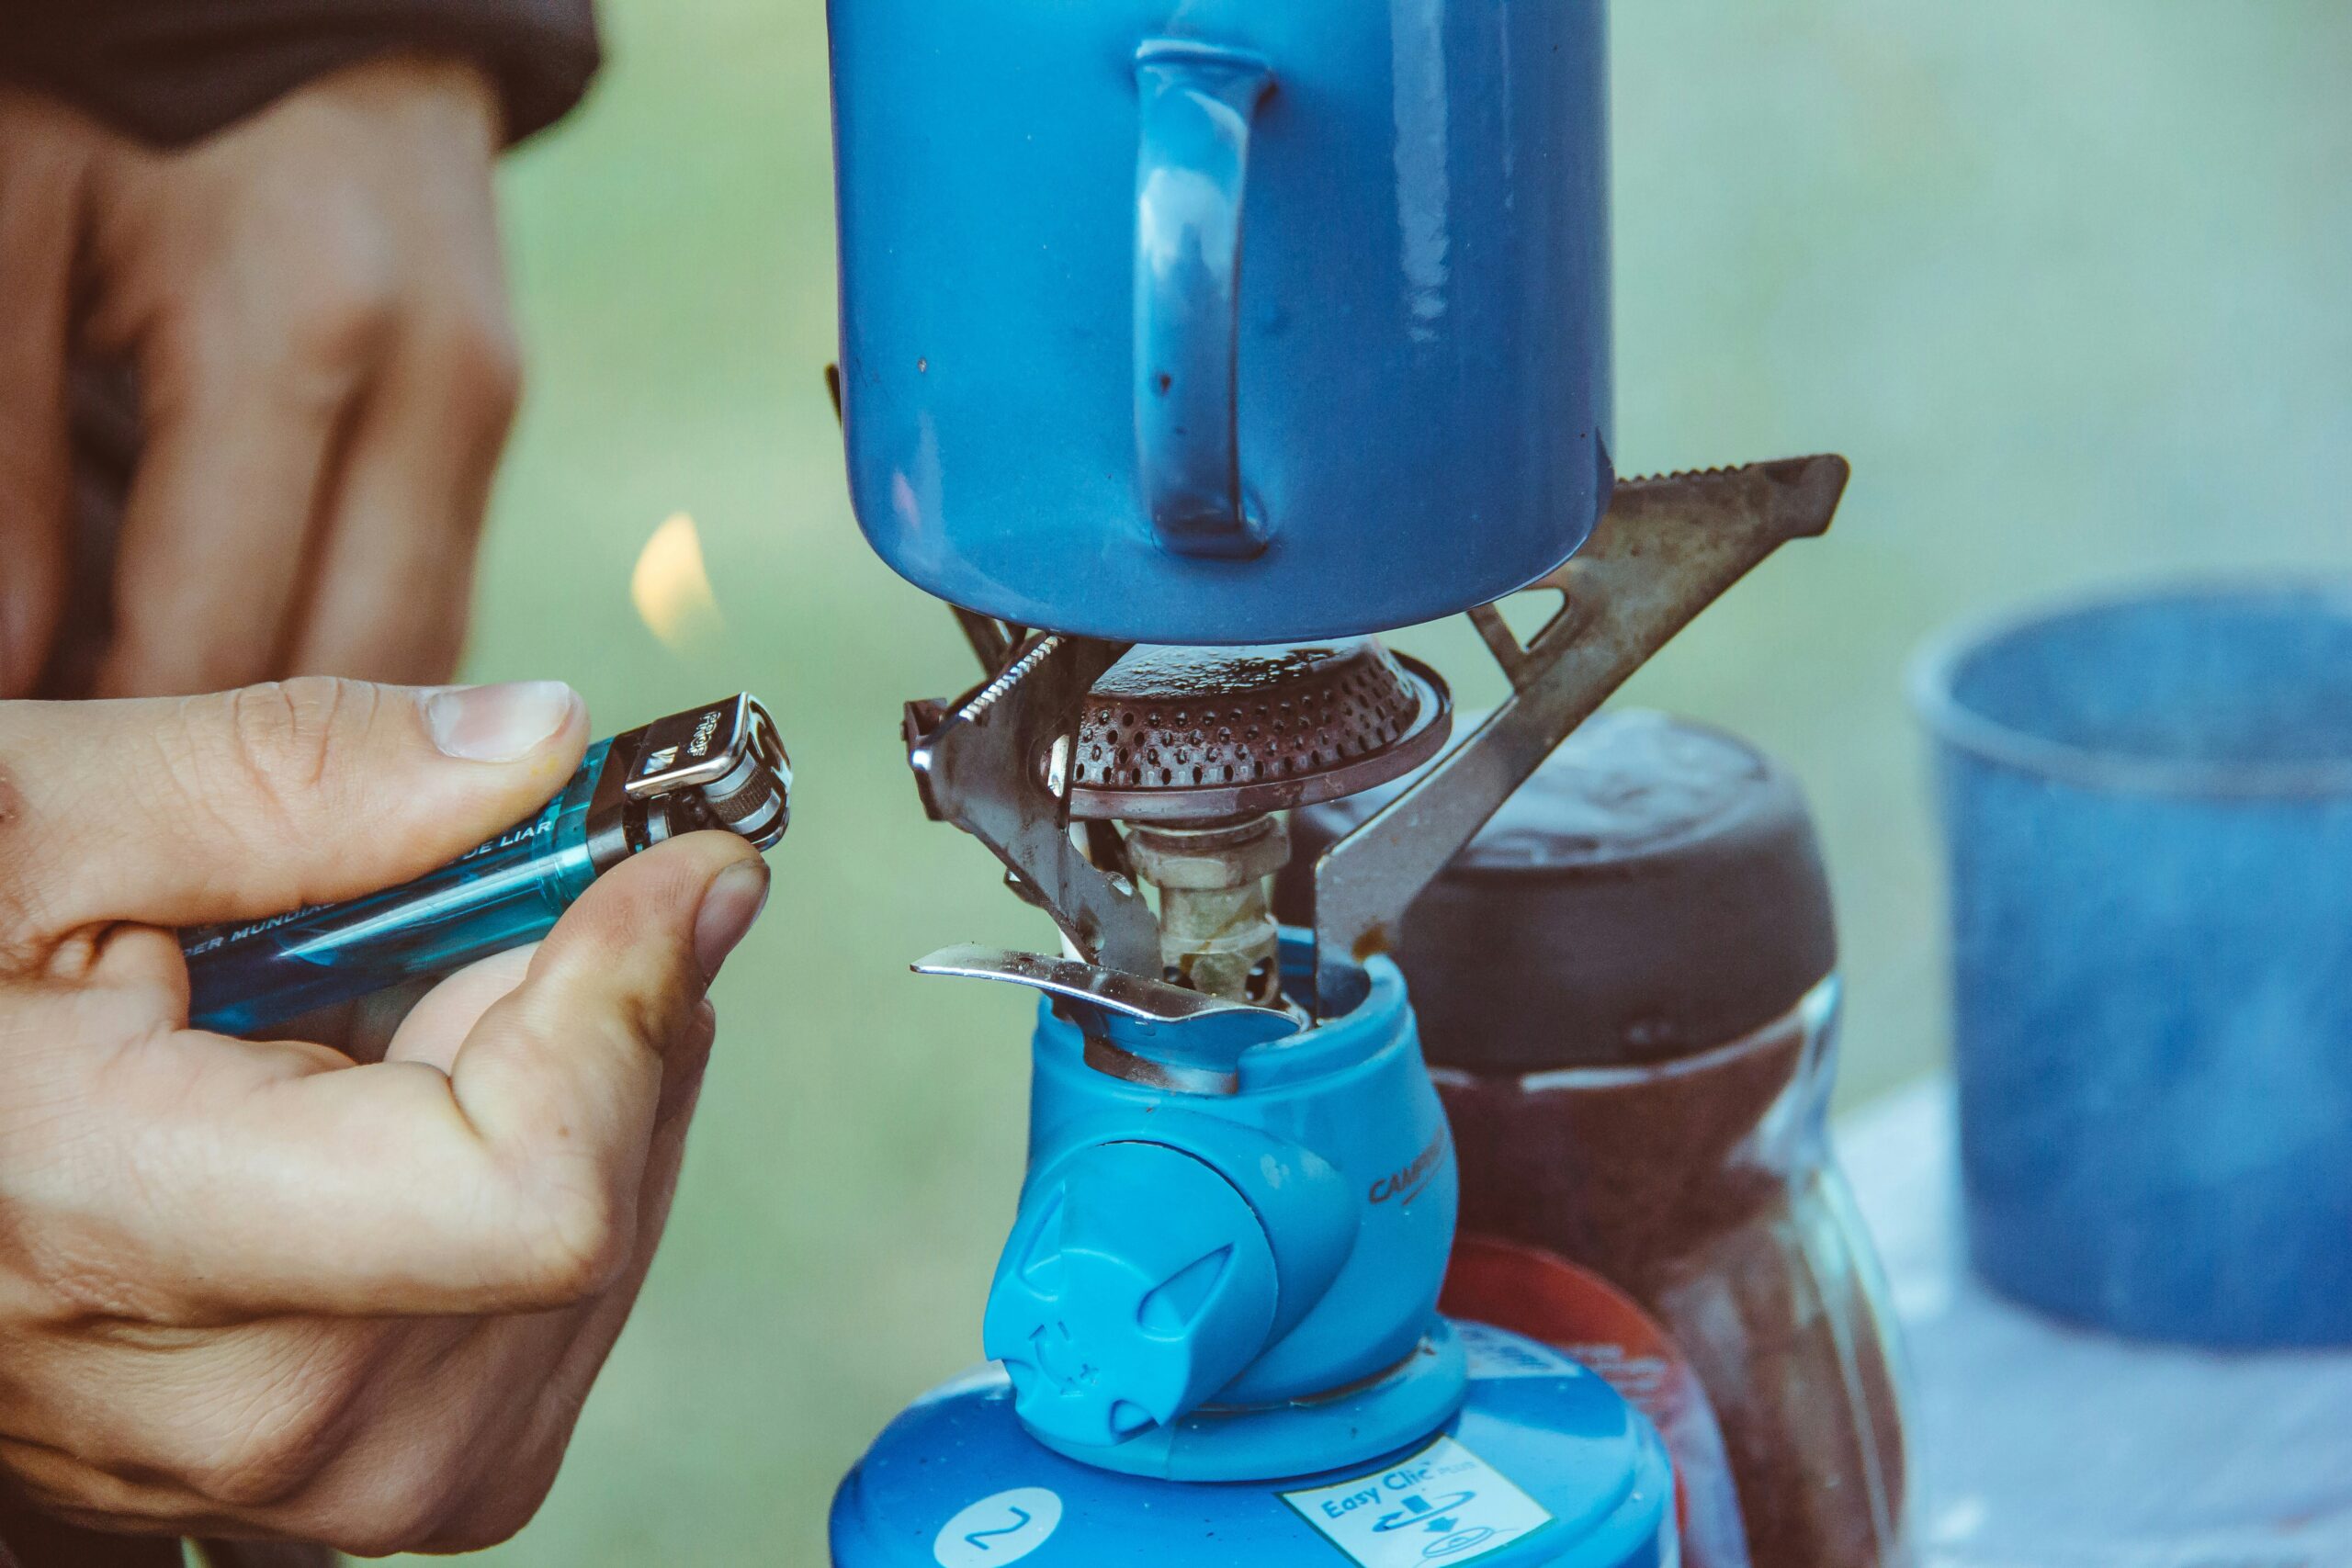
[390,1043,712,1554]
[46,834,763,1321]
[281,1010,715,1553]
[286,193,518,685]
[0,946,722,1546]
[0,1307,408,1531]
[0,96,85,696]
[439,833,764,1292]
[93,336,373,698]
[87,169,399,696]
[0,676,585,944]
[283,319,517,684]
[13,1030,707,1553]
[380,945,537,1072]
[0,1437,234,1537]
[268,945,524,1066]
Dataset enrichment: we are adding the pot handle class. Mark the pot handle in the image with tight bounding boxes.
[1133,40,1272,558]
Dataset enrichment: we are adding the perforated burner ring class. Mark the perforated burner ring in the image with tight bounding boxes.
[1058,639,1453,822]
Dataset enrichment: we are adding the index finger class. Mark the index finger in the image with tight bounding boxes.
[0,95,84,697]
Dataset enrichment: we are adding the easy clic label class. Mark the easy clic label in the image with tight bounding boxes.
[1280,1436,1552,1566]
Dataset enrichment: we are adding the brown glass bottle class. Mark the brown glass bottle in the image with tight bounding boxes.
[1282,711,1910,1568]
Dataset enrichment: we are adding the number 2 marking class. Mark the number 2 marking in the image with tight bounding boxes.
[966,1504,1033,1549]
[933,1488,1063,1567]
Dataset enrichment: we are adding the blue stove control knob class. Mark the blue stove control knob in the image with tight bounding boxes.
[983,1141,1279,1450]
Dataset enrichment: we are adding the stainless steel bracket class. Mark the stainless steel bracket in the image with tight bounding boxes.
[1308,455,1850,1014]
[904,632,1163,976]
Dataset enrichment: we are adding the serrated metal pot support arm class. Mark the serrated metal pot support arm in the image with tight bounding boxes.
[905,632,1164,977]
[1310,454,1850,1015]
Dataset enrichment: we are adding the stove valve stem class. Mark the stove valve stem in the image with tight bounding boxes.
[1125,816,1289,1007]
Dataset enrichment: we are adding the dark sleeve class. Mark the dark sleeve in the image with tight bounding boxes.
[0,0,599,148]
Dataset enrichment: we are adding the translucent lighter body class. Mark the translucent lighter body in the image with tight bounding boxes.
[183,741,612,1034]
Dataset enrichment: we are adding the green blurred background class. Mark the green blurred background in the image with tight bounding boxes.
[411,0,2352,1560]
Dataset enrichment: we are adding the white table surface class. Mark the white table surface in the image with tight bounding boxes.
[1837,1081,2352,1568]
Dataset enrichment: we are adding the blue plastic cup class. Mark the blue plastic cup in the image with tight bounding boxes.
[1913,581,2352,1347]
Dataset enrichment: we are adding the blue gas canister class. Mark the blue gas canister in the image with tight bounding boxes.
[831,1339,1674,1568]
[831,942,1676,1567]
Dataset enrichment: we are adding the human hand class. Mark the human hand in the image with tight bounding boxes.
[0,678,769,1551]
[0,57,520,699]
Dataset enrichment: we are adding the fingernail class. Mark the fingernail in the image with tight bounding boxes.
[425,681,580,762]
[695,861,771,980]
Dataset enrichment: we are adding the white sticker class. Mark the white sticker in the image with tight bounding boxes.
[933,1487,1063,1567]
[1281,1436,1552,1566]
[1453,1322,1584,1382]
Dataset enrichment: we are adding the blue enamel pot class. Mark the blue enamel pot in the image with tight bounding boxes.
[828,0,1614,643]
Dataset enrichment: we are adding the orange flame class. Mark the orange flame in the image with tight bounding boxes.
[631,513,724,652]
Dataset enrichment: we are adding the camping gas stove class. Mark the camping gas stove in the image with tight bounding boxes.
[829,459,1849,1567]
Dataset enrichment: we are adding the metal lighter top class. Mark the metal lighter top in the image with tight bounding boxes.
[590,692,791,865]
[183,694,790,1036]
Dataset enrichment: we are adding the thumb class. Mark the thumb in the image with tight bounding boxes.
[0,677,586,943]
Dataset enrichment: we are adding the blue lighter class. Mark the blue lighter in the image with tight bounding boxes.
[181,694,790,1036]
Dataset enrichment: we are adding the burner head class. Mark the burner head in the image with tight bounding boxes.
[1065,639,1452,822]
